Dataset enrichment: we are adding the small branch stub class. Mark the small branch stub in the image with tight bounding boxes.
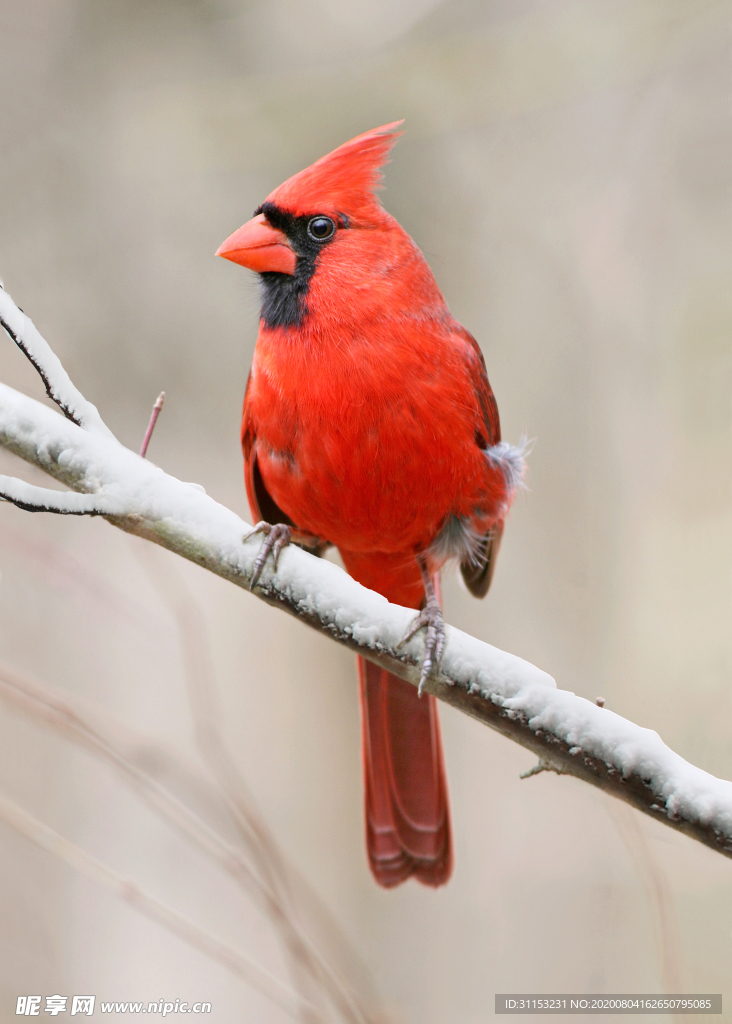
[140,391,165,458]
[520,757,571,780]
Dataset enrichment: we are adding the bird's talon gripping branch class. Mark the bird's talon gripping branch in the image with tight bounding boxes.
[401,600,446,697]
[247,522,291,589]
[399,555,446,697]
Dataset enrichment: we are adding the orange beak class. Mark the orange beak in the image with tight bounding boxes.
[215,213,297,275]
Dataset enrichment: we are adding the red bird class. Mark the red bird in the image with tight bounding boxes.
[217,123,522,888]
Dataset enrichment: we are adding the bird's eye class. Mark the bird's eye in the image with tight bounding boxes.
[307,216,335,241]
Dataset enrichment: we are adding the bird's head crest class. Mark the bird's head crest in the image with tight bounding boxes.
[265,122,403,223]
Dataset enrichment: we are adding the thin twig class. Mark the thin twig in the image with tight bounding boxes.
[0,790,317,1021]
[606,803,685,997]
[0,658,376,1024]
[140,392,165,458]
[0,661,276,901]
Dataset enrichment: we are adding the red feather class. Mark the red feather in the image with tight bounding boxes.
[267,122,403,224]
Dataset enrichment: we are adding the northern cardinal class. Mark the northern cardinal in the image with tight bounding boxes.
[217,123,522,888]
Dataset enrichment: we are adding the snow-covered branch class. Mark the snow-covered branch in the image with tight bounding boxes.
[0,288,114,437]
[1,284,731,859]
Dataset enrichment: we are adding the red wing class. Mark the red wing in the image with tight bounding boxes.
[458,325,501,446]
[241,370,261,522]
[456,327,504,598]
[242,373,330,556]
[242,370,295,528]
[241,369,255,465]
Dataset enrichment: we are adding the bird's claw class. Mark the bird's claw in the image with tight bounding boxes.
[399,596,446,697]
[247,522,291,589]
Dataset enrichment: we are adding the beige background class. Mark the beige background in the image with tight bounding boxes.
[0,1,730,1021]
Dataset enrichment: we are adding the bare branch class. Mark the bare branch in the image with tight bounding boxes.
[605,801,684,993]
[0,660,282,899]
[0,659,376,1024]
[0,790,317,1022]
[1,287,731,860]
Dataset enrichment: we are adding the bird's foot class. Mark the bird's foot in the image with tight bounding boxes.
[401,598,445,697]
[399,555,445,697]
[247,522,291,589]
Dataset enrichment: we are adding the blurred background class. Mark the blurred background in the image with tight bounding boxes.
[0,0,730,1021]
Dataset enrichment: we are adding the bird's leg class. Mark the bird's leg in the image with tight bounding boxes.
[247,521,292,589]
[399,553,446,697]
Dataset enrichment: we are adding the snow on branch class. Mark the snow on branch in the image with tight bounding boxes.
[0,288,114,438]
[1,284,731,859]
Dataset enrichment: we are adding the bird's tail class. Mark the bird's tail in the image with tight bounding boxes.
[358,657,452,887]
